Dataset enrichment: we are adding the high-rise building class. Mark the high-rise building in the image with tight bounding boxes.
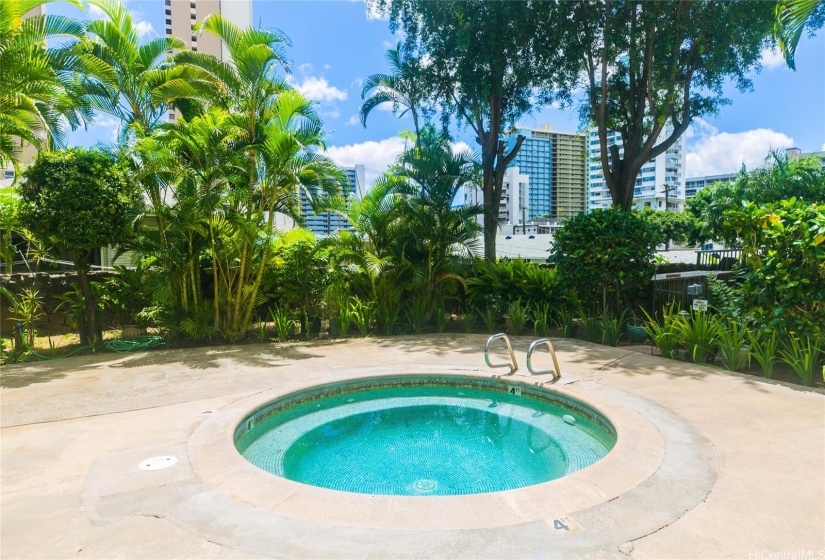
[164,0,252,122]
[497,167,530,227]
[301,165,366,237]
[684,173,737,199]
[587,128,686,212]
[502,124,587,220]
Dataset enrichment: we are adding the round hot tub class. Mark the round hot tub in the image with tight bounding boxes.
[234,375,616,496]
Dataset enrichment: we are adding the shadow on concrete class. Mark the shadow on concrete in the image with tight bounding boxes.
[0,366,68,388]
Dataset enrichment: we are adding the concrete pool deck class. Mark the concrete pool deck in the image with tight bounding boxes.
[1,334,823,559]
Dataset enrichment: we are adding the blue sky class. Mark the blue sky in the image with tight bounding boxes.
[58,0,825,184]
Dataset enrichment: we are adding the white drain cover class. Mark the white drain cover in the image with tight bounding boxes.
[138,455,178,471]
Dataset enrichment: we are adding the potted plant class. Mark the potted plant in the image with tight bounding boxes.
[626,313,649,343]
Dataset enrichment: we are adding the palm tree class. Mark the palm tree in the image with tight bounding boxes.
[775,0,824,70]
[154,16,344,335]
[0,0,89,168]
[74,0,185,141]
[390,126,483,309]
[360,42,425,141]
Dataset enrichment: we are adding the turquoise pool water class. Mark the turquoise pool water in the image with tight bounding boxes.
[236,377,615,496]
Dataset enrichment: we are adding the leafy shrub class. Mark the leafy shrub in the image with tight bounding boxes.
[600,309,628,347]
[726,199,824,338]
[642,303,681,359]
[263,232,329,317]
[551,208,657,312]
[747,329,778,379]
[674,310,719,364]
[505,298,528,336]
[706,272,739,318]
[466,259,574,319]
[778,334,822,387]
[715,319,748,372]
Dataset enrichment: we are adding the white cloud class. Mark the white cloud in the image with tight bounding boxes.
[382,40,394,50]
[289,76,348,103]
[94,116,121,142]
[323,137,477,187]
[686,118,795,177]
[134,20,154,39]
[346,115,361,126]
[820,142,825,151]
[323,64,330,71]
[759,47,788,71]
[323,136,408,185]
[297,62,314,74]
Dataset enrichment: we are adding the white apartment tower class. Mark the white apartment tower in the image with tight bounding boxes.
[498,167,530,227]
[587,128,686,212]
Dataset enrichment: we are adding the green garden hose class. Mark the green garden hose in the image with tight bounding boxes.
[15,323,164,359]
[103,335,165,352]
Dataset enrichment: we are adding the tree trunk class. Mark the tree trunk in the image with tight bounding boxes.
[481,164,498,262]
[74,251,101,350]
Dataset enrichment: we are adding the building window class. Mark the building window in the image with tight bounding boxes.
[165,18,171,24]
[165,9,171,15]
[165,28,171,34]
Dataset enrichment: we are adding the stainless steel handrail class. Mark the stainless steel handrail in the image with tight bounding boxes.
[526,338,561,382]
[484,333,518,374]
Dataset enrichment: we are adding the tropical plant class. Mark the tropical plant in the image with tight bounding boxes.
[706,272,739,318]
[180,303,218,341]
[778,334,823,386]
[505,298,528,336]
[433,303,448,333]
[405,294,428,334]
[336,299,354,339]
[674,310,719,364]
[74,0,185,141]
[687,153,825,245]
[642,303,681,360]
[724,198,825,339]
[774,0,825,70]
[349,296,375,337]
[461,307,477,333]
[581,310,603,344]
[269,307,294,342]
[600,309,628,347]
[8,287,44,346]
[748,329,779,379]
[0,0,89,168]
[532,301,551,337]
[554,306,576,338]
[466,259,574,320]
[716,319,749,372]
[479,306,498,334]
[388,126,482,312]
[360,42,425,140]
[376,284,403,335]
[99,263,152,326]
[153,16,344,339]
